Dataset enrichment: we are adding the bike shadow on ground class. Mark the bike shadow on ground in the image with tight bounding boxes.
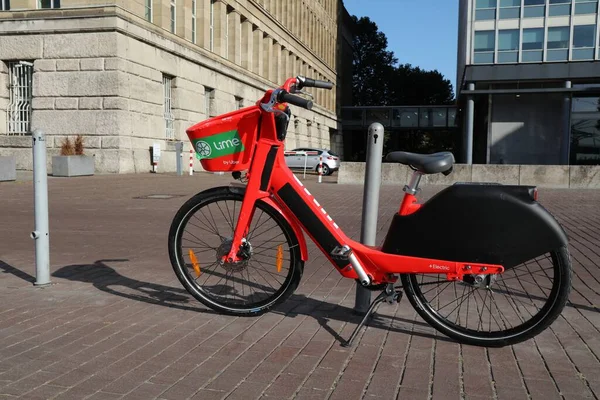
[5,259,595,345]
[44,259,445,344]
[270,294,448,344]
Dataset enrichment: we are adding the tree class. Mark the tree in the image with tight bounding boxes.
[389,64,454,105]
[351,16,397,106]
[351,17,455,106]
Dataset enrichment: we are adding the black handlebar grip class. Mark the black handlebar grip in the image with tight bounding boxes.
[303,78,334,90]
[279,91,313,110]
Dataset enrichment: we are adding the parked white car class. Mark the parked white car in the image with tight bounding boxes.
[284,148,340,175]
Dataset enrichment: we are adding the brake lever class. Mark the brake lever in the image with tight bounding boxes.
[290,89,314,99]
[259,88,290,122]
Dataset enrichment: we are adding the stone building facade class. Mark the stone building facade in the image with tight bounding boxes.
[0,0,349,173]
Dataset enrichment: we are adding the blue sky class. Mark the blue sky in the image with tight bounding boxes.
[342,0,459,94]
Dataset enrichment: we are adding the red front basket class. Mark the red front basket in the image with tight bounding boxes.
[186,105,261,172]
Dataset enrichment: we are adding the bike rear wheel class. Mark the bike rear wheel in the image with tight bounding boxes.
[401,247,572,347]
[168,188,303,316]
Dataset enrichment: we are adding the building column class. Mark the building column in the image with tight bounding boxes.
[152,0,169,31]
[228,11,242,65]
[176,0,191,40]
[252,28,264,76]
[291,0,297,36]
[282,0,289,29]
[280,48,289,84]
[288,51,295,78]
[198,0,211,49]
[273,42,282,83]
[562,80,572,165]
[262,35,274,80]
[306,65,314,99]
[213,0,227,58]
[273,0,279,21]
[465,82,475,164]
[241,19,253,70]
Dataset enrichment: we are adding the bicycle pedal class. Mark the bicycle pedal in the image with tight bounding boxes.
[385,290,403,304]
[394,290,403,303]
[330,245,351,261]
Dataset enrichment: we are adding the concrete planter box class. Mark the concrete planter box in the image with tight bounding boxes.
[0,156,16,181]
[52,155,95,177]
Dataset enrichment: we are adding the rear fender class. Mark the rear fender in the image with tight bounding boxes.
[194,185,308,261]
[381,183,568,269]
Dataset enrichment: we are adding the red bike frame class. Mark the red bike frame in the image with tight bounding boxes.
[223,78,504,286]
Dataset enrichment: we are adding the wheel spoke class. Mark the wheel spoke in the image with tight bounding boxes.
[405,249,565,344]
[172,194,298,313]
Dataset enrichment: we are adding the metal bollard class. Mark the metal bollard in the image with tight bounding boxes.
[176,141,183,176]
[318,155,323,183]
[189,148,194,176]
[354,122,384,314]
[31,129,51,286]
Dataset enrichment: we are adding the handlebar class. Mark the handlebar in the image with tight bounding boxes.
[277,91,313,110]
[297,76,334,90]
[260,76,334,112]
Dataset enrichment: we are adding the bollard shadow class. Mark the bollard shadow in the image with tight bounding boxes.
[0,260,36,283]
[52,259,216,314]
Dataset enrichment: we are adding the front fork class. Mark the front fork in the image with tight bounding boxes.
[224,143,274,263]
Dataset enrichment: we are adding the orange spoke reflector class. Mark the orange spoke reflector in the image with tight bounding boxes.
[276,245,283,273]
[189,249,201,277]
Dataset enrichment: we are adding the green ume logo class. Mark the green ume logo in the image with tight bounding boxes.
[193,130,245,160]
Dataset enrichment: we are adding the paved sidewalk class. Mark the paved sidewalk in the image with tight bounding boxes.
[1,172,599,400]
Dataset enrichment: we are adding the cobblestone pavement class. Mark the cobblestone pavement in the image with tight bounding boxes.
[1,172,599,400]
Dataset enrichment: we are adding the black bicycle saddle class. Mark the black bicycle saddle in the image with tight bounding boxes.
[386,151,454,175]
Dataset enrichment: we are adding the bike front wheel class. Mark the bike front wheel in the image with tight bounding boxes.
[168,187,303,316]
[401,247,572,347]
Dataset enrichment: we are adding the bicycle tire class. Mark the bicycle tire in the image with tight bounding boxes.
[168,187,303,316]
[401,246,572,347]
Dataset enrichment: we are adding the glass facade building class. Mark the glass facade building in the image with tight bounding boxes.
[472,0,599,64]
[458,0,600,165]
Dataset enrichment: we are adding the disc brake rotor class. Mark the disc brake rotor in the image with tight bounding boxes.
[216,238,252,273]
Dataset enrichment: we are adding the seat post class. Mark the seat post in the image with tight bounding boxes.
[404,170,423,195]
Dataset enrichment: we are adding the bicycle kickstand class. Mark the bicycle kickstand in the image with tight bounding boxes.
[341,283,403,347]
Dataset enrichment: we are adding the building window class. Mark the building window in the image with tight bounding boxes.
[498,29,519,63]
[163,75,175,140]
[574,0,598,14]
[524,0,545,17]
[170,0,176,33]
[573,24,596,59]
[473,30,495,63]
[547,26,570,60]
[192,0,196,44]
[522,28,544,62]
[499,0,520,19]
[570,95,600,165]
[235,96,244,109]
[210,0,215,51]
[205,87,215,117]
[144,0,152,21]
[39,0,60,8]
[6,61,33,136]
[1,0,10,11]
[549,0,572,16]
[475,0,496,20]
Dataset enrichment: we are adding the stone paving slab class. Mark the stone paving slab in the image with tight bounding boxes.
[1,172,600,400]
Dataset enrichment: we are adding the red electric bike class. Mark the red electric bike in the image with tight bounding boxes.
[168,76,572,347]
